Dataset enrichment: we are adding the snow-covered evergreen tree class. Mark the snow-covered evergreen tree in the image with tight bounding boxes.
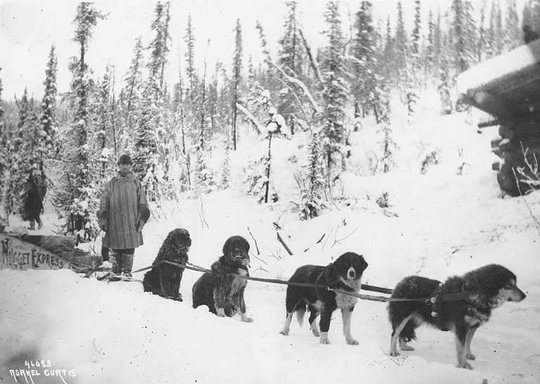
[394,1,408,92]
[231,18,243,151]
[406,0,422,122]
[451,0,477,74]
[277,0,307,134]
[504,0,521,50]
[219,145,231,190]
[121,37,144,151]
[54,2,104,242]
[134,1,170,202]
[351,1,377,118]
[92,67,115,180]
[41,45,59,160]
[377,81,396,174]
[321,0,349,176]
[184,14,197,101]
[0,71,5,217]
[299,131,326,220]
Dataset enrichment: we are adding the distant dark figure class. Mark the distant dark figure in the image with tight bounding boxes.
[21,168,47,230]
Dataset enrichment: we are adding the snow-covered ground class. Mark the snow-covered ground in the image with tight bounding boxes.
[2,97,540,384]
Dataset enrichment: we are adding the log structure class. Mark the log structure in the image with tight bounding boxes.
[457,38,540,196]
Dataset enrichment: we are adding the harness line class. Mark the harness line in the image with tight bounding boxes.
[130,260,471,304]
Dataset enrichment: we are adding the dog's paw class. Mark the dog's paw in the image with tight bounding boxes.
[319,333,331,344]
[466,353,476,360]
[279,330,289,336]
[389,351,400,357]
[241,316,254,323]
[216,308,226,317]
[346,339,359,346]
[311,329,320,337]
[457,361,473,370]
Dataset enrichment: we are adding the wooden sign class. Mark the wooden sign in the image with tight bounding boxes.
[0,233,74,271]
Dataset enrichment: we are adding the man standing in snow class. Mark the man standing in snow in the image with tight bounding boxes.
[98,154,150,279]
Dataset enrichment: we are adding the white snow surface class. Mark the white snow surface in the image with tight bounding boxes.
[2,96,540,384]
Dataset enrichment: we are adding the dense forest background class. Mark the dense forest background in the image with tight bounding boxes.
[0,0,529,242]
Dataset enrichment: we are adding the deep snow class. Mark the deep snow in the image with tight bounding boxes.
[1,97,540,384]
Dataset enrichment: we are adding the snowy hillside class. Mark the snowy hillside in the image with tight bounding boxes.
[1,97,540,384]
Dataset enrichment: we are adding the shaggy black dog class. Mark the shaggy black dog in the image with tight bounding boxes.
[192,235,253,322]
[143,228,191,301]
[279,252,368,345]
[388,264,526,369]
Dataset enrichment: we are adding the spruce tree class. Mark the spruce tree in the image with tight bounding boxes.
[407,0,422,122]
[321,0,349,176]
[451,0,477,74]
[352,1,377,118]
[0,70,5,217]
[277,0,306,133]
[92,67,115,180]
[487,1,503,58]
[41,45,59,161]
[394,1,408,83]
[134,1,171,202]
[299,131,326,220]
[377,81,396,174]
[504,0,521,50]
[184,15,197,101]
[54,2,105,241]
[231,18,243,151]
[122,37,144,149]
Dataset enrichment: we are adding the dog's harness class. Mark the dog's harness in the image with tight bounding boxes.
[426,283,472,330]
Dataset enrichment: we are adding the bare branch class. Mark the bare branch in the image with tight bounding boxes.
[299,28,323,86]
[236,103,263,134]
[268,61,322,114]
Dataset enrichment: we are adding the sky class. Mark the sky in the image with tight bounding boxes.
[0,0,452,101]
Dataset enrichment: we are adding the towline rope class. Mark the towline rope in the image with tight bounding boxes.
[130,260,471,304]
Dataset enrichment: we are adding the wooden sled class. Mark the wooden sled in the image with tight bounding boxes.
[0,232,101,273]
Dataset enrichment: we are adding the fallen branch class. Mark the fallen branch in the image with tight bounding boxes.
[303,233,326,253]
[236,103,263,134]
[299,28,323,87]
[247,226,261,255]
[273,222,293,256]
[268,61,322,114]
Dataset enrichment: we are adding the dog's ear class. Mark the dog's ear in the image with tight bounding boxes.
[222,237,233,256]
[242,238,250,253]
[356,255,368,271]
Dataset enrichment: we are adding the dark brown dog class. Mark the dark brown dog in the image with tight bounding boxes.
[388,264,526,369]
[143,228,191,301]
[192,236,252,322]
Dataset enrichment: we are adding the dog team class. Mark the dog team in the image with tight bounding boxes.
[141,227,526,370]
